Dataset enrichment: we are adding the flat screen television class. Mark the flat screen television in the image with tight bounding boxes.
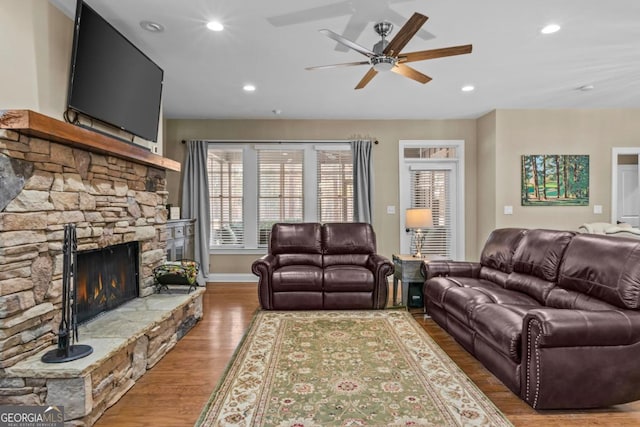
[67,0,164,142]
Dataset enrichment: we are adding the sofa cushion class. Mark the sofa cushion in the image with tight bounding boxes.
[430,277,539,326]
[272,265,323,292]
[511,229,574,282]
[471,304,538,364]
[270,223,322,256]
[545,287,623,311]
[480,228,527,273]
[324,265,374,292]
[505,272,555,305]
[478,267,509,288]
[323,223,376,267]
[322,223,376,255]
[558,233,640,309]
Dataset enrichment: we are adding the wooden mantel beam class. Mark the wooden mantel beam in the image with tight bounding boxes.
[0,109,181,172]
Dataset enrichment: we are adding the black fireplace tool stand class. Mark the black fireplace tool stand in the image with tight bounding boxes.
[42,224,93,363]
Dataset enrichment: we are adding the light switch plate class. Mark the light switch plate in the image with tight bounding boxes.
[594,204,603,214]
[386,205,396,214]
[504,205,513,215]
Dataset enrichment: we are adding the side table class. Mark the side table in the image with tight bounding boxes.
[392,254,447,307]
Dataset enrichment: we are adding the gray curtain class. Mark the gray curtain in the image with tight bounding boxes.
[181,140,210,282]
[352,140,374,223]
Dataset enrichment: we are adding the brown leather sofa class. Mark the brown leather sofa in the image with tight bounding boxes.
[422,228,640,409]
[252,222,393,310]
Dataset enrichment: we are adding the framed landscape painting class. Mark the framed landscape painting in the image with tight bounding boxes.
[521,154,589,206]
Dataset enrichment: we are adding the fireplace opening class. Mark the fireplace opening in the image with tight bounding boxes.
[76,242,139,325]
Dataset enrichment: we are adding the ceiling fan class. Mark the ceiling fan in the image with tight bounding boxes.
[306,12,472,90]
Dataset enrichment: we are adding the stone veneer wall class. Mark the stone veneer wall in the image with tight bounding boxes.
[0,128,168,371]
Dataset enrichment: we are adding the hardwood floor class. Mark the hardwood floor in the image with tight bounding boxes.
[94,283,640,426]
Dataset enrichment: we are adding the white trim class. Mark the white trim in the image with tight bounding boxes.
[209,249,266,255]
[253,144,306,151]
[612,147,640,224]
[207,273,257,283]
[314,144,351,151]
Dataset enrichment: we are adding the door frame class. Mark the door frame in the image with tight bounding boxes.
[611,147,640,224]
[398,140,465,260]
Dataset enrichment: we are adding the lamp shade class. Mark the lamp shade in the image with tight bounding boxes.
[405,208,433,229]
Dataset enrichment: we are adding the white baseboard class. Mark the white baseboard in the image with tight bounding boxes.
[207,273,256,283]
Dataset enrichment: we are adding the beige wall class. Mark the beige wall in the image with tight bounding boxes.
[163,119,478,274]
[475,109,640,246]
[1,0,72,119]
[476,111,497,256]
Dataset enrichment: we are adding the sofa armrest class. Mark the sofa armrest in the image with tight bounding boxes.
[420,260,481,281]
[252,254,277,309]
[367,254,394,279]
[366,254,394,309]
[522,308,640,409]
[523,308,640,347]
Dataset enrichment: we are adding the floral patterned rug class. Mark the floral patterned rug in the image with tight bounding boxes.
[196,310,512,427]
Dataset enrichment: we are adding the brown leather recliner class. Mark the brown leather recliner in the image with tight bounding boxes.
[252,222,393,310]
[422,228,640,409]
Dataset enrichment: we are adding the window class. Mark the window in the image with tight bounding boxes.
[257,149,304,247]
[208,149,243,246]
[207,143,354,251]
[317,149,353,222]
[410,169,452,257]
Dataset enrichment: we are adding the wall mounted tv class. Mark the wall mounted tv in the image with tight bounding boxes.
[67,0,164,142]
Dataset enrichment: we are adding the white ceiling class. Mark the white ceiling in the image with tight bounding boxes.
[51,0,640,120]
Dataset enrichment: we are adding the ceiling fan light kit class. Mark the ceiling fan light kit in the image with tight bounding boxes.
[372,56,397,71]
[307,12,472,89]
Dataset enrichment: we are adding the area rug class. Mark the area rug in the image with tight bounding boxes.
[196,310,512,427]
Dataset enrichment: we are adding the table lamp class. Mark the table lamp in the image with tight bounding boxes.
[405,208,433,258]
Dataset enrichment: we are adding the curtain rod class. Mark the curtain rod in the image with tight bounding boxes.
[181,139,379,145]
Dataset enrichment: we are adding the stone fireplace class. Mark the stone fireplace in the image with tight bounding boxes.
[0,110,202,425]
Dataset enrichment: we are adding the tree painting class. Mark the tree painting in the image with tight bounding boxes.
[521,155,589,206]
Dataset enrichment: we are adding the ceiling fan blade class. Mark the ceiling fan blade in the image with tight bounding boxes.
[306,61,370,71]
[383,12,428,56]
[385,9,435,42]
[335,16,368,52]
[399,44,473,63]
[320,29,375,58]
[391,63,432,84]
[355,68,378,90]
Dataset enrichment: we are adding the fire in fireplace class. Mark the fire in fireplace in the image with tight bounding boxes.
[76,242,139,324]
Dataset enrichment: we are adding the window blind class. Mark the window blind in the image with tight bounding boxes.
[410,169,452,258]
[317,149,354,223]
[207,149,244,247]
[257,149,304,246]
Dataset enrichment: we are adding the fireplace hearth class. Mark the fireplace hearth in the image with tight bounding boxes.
[76,242,139,324]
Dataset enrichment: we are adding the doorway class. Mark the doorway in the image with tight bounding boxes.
[612,148,640,226]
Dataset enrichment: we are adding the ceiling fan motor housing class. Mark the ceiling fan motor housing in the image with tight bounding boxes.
[374,21,393,38]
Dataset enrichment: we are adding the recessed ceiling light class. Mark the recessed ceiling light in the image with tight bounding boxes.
[243,84,256,92]
[207,21,224,32]
[541,24,561,34]
[140,20,164,33]
[461,85,475,92]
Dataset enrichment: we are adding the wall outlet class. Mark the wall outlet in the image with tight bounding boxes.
[504,205,513,215]
[594,204,603,214]
[386,205,396,214]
